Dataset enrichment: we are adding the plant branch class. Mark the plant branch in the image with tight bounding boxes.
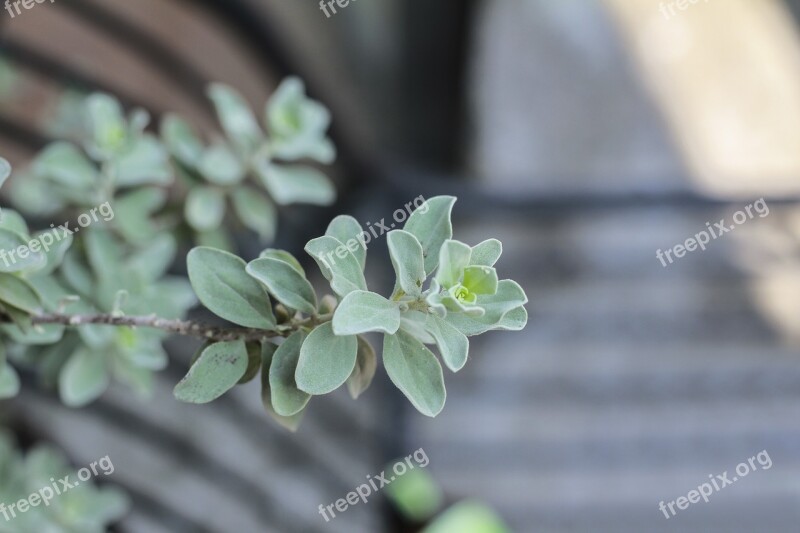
[9,313,288,343]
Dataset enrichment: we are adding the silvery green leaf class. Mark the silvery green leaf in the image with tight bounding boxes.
[113,135,173,186]
[496,305,528,332]
[0,157,9,188]
[425,313,469,372]
[347,336,377,399]
[0,228,46,273]
[60,249,93,297]
[326,215,366,270]
[387,230,426,297]
[114,187,167,245]
[269,331,311,416]
[1,322,63,345]
[33,142,97,188]
[435,239,471,288]
[208,83,263,155]
[231,187,276,241]
[59,349,109,407]
[0,209,28,235]
[85,93,128,158]
[185,186,226,232]
[173,340,248,404]
[187,247,276,329]
[332,290,401,335]
[382,330,446,417]
[246,257,317,315]
[127,234,176,282]
[32,228,73,276]
[129,107,151,134]
[0,273,41,313]
[403,196,455,274]
[239,342,262,384]
[255,161,335,206]
[160,113,204,167]
[399,309,436,344]
[470,239,502,267]
[199,143,245,185]
[444,280,528,336]
[266,78,330,137]
[305,236,367,298]
[424,501,511,533]
[0,363,20,400]
[261,342,305,431]
[296,322,357,395]
[259,249,304,276]
[85,228,123,281]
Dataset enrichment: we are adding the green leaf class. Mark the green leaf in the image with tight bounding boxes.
[425,313,469,372]
[255,161,335,206]
[266,77,334,163]
[0,209,28,235]
[246,257,317,315]
[259,249,305,276]
[470,239,502,267]
[383,330,446,417]
[207,83,263,155]
[33,142,97,188]
[0,363,20,399]
[387,230,426,297]
[269,331,311,416]
[305,236,367,298]
[347,336,377,399]
[185,186,226,232]
[127,234,176,282]
[32,228,73,276]
[423,501,511,533]
[174,340,248,404]
[199,143,245,185]
[326,215,366,270]
[85,93,128,158]
[114,187,168,245]
[436,240,471,288]
[332,290,401,335]
[160,113,204,167]
[0,228,46,273]
[59,349,109,407]
[462,266,498,296]
[497,305,528,331]
[231,187,276,241]
[113,135,173,186]
[261,342,305,431]
[0,273,41,313]
[239,342,263,384]
[403,196,455,274]
[398,309,436,344]
[296,322,357,395]
[187,247,276,329]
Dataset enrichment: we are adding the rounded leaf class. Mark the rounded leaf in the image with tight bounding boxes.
[246,257,317,315]
[269,331,311,416]
[332,290,401,336]
[383,330,446,417]
[174,340,248,404]
[296,322,357,395]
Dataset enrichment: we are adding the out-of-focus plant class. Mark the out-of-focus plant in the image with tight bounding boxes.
[0,429,129,533]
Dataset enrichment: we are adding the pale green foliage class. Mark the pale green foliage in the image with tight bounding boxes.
[0,431,129,533]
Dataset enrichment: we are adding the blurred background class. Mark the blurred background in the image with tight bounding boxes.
[2,0,800,531]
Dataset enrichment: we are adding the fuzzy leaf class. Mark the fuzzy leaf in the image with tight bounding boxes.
[231,187,276,241]
[305,236,367,298]
[261,343,305,431]
[255,162,335,206]
[436,240,471,288]
[383,330,446,417]
[332,290,401,336]
[403,196,455,274]
[199,143,245,185]
[246,257,317,315]
[470,239,503,267]
[269,331,311,416]
[296,322,357,395]
[208,83,263,155]
[187,247,276,329]
[259,249,304,276]
[326,215,366,270]
[347,336,377,399]
[185,186,226,232]
[387,230,426,296]
[59,349,109,407]
[174,340,248,404]
[425,313,469,372]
